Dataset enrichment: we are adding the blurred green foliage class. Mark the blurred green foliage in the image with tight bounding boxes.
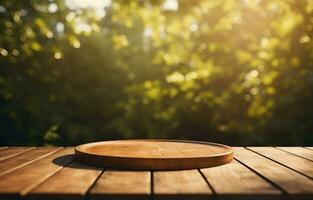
[0,0,313,146]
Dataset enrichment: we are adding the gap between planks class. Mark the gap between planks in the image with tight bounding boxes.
[34,168,214,200]
[1,147,313,200]
[30,164,214,200]
[0,147,36,162]
[153,169,212,200]
[30,168,151,200]
[0,147,74,199]
[28,162,103,200]
[0,147,62,177]
[276,147,313,162]
[89,170,151,200]
[247,147,313,180]
[236,147,313,196]
[201,158,282,199]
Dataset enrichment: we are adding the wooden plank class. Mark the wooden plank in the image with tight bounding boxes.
[153,170,212,200]
[235,147,313,196]
[276,147,313,162]
[0,147,8,150]
[248,147,313,179]
[0,147,61,177]
[28,161,102,200]
[89,171,150,200]
[201,160,281,199]
[0,147,35,161]
[0,148,74,199]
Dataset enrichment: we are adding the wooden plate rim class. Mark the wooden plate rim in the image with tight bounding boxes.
[75,139,234,160]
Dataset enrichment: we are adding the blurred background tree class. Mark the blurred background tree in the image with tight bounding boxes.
[0,0,312,146]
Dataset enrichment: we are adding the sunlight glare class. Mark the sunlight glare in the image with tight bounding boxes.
[65,0,111,18]
[161,0,178,11]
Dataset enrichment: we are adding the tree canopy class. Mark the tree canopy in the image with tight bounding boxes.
[1,0,313,145]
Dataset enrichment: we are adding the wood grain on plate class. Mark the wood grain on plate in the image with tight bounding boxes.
[75,140,233,170]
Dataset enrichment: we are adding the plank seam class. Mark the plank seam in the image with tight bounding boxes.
[0,147,62,178]
[22,147,77,196]
[0,147,36,162]
[198,169,217,196]
[151,171,154,200]
[246,147,313,181]
[304,147,313,152]
[275,147,313,162]
[85,169,105,200]
[234,153,287,195]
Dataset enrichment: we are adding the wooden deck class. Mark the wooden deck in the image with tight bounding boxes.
[0,147,313,199]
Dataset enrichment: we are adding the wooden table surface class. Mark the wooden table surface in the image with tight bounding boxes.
[0,147,313,200]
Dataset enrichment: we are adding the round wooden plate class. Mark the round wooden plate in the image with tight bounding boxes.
[75,139,233,170]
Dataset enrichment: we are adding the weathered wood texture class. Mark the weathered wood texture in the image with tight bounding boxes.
[236,147,313,199]
[90,171,151,200]
[201,159,281,199]
[248,147,313,179]
[0,147,312,200]
[277,147,313,162]
[0,147,34,161]
[154,170,212,200]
